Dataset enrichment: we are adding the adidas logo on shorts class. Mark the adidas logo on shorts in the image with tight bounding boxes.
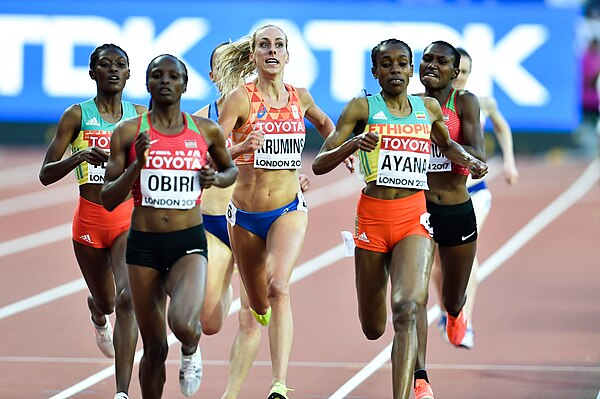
[357,232,369,243]
[79,234,94,244]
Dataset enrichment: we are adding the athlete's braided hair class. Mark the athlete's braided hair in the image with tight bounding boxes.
[370,39,413,69]
[89,44,129,70]
[145,54,189,85]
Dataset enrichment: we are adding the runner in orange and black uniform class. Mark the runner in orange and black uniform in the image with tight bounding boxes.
[39,44,145,399]
[101,54,237,399]
[419,41,487,351]
[312,39,487,399]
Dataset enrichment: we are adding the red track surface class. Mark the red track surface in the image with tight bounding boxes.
[0,147,598,399]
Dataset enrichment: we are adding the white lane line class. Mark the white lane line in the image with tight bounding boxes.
[477,157,600,281]
[328,158,600,399]
[0,279,86,320]
[0,223,71,258]
[0,184,76,217]
[49,243,346,399]
[3,356,599,373]
[0,162,41,189]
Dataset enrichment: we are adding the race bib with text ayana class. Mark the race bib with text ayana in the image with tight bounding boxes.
[373,123,430,189]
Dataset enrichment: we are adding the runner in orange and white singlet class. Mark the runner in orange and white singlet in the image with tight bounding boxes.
[194,42,312,399]
[101,54,238,399]
[312,39,486,399]
[39,44,146,399]
[214,25,353,399]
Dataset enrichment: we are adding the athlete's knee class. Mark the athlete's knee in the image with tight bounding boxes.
[239,307,261,334]
[361,320,386,340]
[391,299,419,331]
[170,315,202,344]
[90,294,115,316]
[266,278,290,302]
[142,341,169,364]
[115,288,134,314]
[201,314,224,336]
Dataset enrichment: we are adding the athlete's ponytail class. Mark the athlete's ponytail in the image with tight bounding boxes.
[213,37,254,96]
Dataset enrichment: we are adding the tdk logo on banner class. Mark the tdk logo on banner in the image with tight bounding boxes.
[0,2,577,130]
[0,15,547,106]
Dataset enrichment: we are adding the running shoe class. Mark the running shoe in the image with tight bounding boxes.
[446,309,467,346]
[414,379,434,399]
[92,318,115,358]
[179,347,203,397]
[459,325,475,349]
[252,306,272,326]
[114,393,129,399]
[268,382,294,399]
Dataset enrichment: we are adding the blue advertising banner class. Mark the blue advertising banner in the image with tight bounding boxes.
[0,1,578,132]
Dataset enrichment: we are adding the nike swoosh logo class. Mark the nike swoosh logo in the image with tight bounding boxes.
[461,231,476,241]
[149,139,159,145]
[186,249,203,254]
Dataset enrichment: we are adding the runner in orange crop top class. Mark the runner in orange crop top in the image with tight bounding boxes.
[38,44,146,399]
[313,39,486,399]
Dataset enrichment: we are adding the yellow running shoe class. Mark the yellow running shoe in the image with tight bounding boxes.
[268,382,294,399]
[252,306,271,326]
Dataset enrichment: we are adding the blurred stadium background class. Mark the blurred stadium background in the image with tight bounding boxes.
[0,0,597,158]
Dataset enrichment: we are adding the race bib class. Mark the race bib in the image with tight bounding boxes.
[226,200,237,226]
[428,142,451,172]
[82,130,111,184]
[140,169,201,209]
[376,135,429,189]
[253,133,304,169]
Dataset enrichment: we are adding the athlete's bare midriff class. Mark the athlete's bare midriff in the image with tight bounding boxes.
[231,165,299,211]
[426,171,470,205]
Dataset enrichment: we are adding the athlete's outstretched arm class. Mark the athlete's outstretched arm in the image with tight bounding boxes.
[312,97,374,175]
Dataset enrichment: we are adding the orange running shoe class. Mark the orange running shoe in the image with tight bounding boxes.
[414,379,434,399]
[446,309,467,346]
